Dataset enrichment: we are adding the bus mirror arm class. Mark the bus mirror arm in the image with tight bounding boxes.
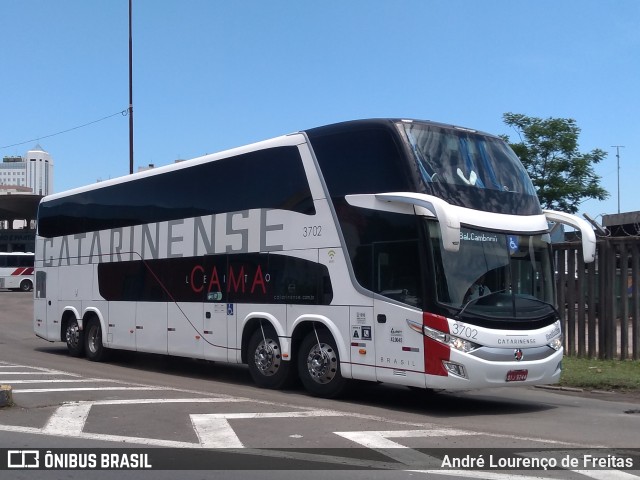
[345,192,461,252]
[543,209,596,263]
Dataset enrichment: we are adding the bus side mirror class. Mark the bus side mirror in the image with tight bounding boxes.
[543,210,596,263]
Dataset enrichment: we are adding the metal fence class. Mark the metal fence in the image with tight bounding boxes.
[554,237,640,360]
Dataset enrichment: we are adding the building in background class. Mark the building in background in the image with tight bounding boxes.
[1,144,54,196]
[0,144,52,252]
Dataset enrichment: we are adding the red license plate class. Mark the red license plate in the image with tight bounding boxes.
[506,369,528,382]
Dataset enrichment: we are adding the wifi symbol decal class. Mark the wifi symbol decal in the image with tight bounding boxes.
[328,250,336,261]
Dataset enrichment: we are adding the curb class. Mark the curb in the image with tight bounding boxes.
[0,385,13,407]
[534,385,584,393]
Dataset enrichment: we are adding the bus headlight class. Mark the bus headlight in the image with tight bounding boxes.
[547,335,563,351]
[423,325,481,353]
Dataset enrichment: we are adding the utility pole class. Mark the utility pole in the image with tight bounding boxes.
[611,145,625,214]
[128,0,134,174]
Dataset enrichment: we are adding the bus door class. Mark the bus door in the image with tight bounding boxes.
[34,269,58,340]
[372,239,427,387]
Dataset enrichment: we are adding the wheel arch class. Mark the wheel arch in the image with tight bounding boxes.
[82,308,107,345]
[240,312,287,364]
[290,314,349,376]
[59,307,81,342]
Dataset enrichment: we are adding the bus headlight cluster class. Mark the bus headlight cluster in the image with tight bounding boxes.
[423,325,481,353]
[547,335,563,351]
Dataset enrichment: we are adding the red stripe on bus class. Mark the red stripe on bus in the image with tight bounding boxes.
[10,268,33,276]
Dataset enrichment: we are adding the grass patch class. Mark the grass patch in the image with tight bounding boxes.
[560,356,640,391]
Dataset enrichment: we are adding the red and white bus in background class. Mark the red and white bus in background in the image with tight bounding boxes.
[33,118,595,397]
[0,252,34,291]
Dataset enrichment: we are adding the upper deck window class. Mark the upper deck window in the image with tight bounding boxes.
[38,146,314,238]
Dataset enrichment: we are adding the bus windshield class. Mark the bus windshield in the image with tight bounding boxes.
[427,223,555,321]
[402,122,540,215]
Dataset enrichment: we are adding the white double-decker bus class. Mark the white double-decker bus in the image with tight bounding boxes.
[33,119,595,397]
[0,252,34,291]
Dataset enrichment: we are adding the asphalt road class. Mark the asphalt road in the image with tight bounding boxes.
[1,290,639,480]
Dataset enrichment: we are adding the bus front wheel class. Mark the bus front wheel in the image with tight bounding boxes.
[84,317,109,362]
[65,318,85,357]
[247,325,292,389]
[298,329,347,398]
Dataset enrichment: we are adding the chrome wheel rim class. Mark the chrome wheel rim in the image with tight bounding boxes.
[66,323,80,349]
[254,338,280,376]
[306,343,337,385]
[87,325,100,354]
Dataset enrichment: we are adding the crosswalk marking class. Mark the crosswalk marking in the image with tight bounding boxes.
[190,410,348,448]
[573,471,640,480]
[43,403,92,436]
[1,361,636,479]
[0,378,120,384]
[336,429,474,468]
[13,386,168,393]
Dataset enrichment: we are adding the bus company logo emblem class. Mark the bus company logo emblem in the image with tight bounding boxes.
[514,349,524,361]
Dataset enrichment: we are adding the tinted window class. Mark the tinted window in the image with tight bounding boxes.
[98,253,333,305]
[340,207,423,308]
[38,146,314,238]
[309,127,410,198]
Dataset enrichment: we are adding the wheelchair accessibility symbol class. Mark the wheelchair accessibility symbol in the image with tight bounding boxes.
[508,235,519,253]
[227,304,234,316]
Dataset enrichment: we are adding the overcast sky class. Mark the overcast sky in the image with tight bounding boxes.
[1,0,638,221]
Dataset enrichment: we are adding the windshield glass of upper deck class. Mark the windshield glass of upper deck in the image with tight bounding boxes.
[401,122,540,215]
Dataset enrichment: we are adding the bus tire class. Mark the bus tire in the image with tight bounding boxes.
[65,318,85,357]
[84,317,110,362]
[247,325,292,389]
[298,329,347,398]
[19,279,33,292]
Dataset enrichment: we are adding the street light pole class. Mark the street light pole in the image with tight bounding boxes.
[611,145,625,214]
[128,0,134,174]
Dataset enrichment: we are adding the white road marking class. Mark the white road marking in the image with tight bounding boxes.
[0,371,78,375]
[190,410,348,448]
[2,361,631,478]
[0,363,81,376]
[87,397,247,406]
[411,471,564,480]
[336,429,473,468]
[0,378,120,384]
[573,471,640,480]
[13,386,168,393]
[43,402,92,436]
[191,415,245,448]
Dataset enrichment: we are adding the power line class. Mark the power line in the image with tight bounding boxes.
[0,108,129,150]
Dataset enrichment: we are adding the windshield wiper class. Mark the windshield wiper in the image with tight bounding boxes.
[455,289,508,320]
[454,290,559,321]
[516,294,561,319]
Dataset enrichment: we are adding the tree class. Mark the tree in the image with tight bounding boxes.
[501,112,609,214]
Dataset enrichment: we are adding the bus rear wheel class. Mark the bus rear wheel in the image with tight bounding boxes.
[247,325,292,389]
[298,329,347,398]
[65,318,85,357]
[84,317,109,362]
[19,279,33,292]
